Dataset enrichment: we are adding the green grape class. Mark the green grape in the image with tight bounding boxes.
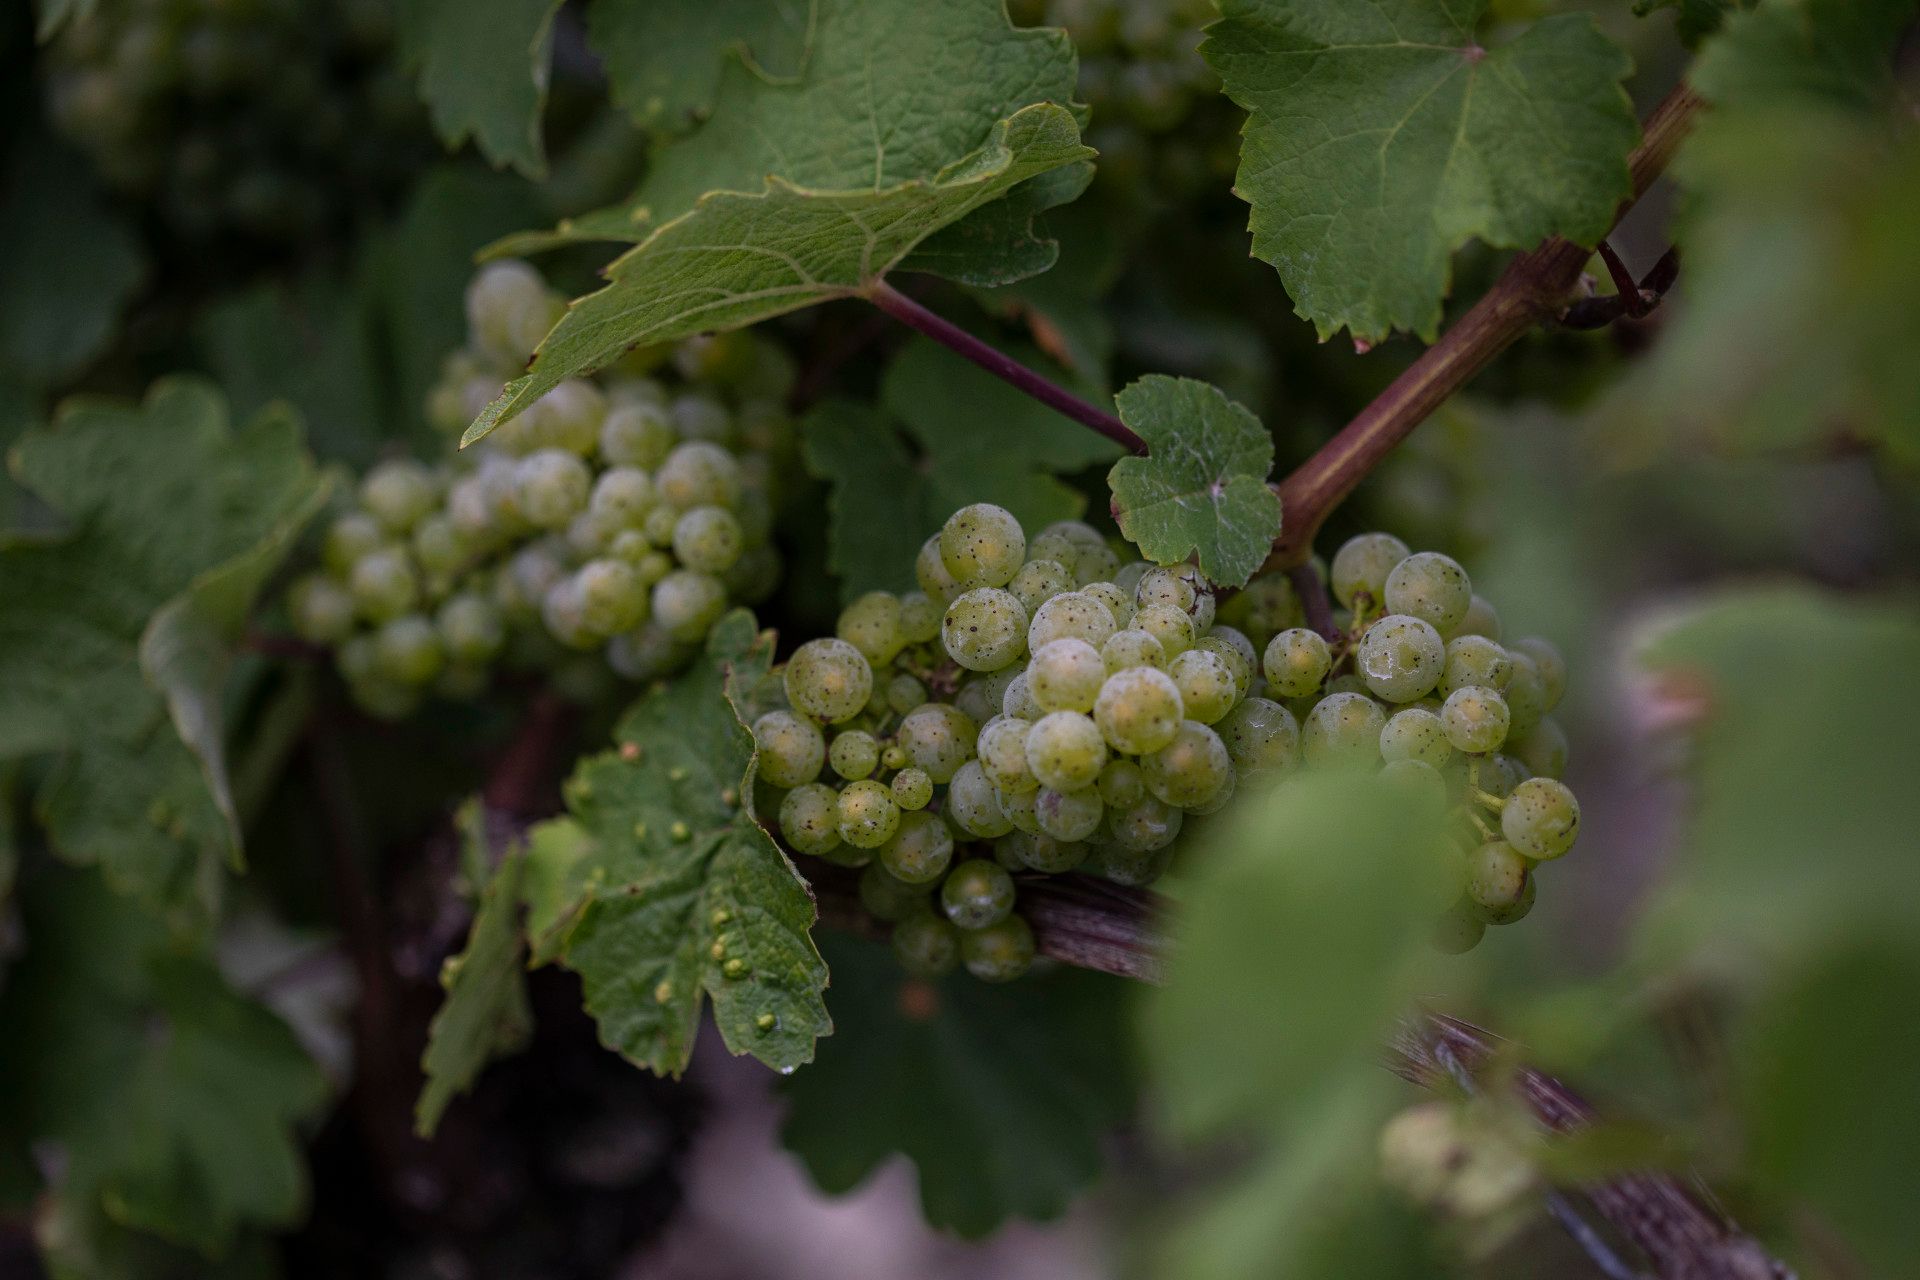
[896,702,977,783]
[1217,697,1299,773]
[565,511,617,559]
[892,912,960,977]
[642,504,682,548]
[827,729,879,781]
[898,591,942,643]
[1455,594,1502,640]
[644,564,731,643]
[955,667,1020,725]
[1475,753,1529,801]
[887,674,929,716]
[576,558,648,635]
[1379,707,1452,768]
[1033,784,1104,842]
[1028,591,1119,651]
[288,574,356,644]
[1028,638,1107,713]
[1097,758,1147,808]
[860,862,929,922]
[498,544,565,621]
[878,809,955,883]
[1501,777,1580,860]
[1169,565,1217,631]
[838,779,902,849]
[1465,840,1530,915]
[941,587,1028,672]
[541,579,597,650]
[1263,627,1331,697]
[1485,874,1536,925]
[1141,720,1232,807]
[1431,901,1486,954]
[1132,602,1195,658]
[939,502,1026,588]
[1107,795,1184,852]
[608,624,692,682]
[1381,758,1448,814]
[779,782,841,856]
[534,381,608,455]
[360,458,437,533]
[1025,528,1080,566]
[1502,652,1550,740]
[1187,763,1238,815]
[1080,580,1134,628]
[996,783,1041,833]
[1201,626,1257,691]
[598,403,676,469]
[1439,635,1513,696]
[1102,628,1167,673]
[1001,671,1045,721]
[977,715,1038,793]
[373,614,445,685]
[1168,648,1239,724]
[1441,685,1510,754]
[941,858,1016,929]
[324,510,386,575]
[1302,692,1387,770]
[914,533,964,604]
[961,915,1035,982]
[436,592,505,665]
[1330,533,1410,609]
[589,467,657,528]
[754,711,825,787]
[515,449,592,529]
[672,505,744,573]
[1071,543,1122,588]
[784,637,874,723]
[1356,614,1446,703]
[411,513,469,580]
[445,476,499,545]
[1384,552,1472,634]
[946,761,1014,838]
[656,441,741,510]
[1006,559,1075,616]
[1511,718,1567,780]
[1510,637,1567,710]
[1005,829,1087,873]
[892,767,934,810]
[1025,710,1108,791]
[1135,566,1196,615]
[349,546,419,622]
[1093,665,1184,755]
[836,590,906,665]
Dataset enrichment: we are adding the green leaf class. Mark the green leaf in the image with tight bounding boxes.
[0,869,328,1258]
[530,610,830,1075]
[1109,375,1282,588]
[464,104,1091,446]
[0,131,143,387]
[1202,0,1637,342]
[586,0,816,132]
[0,380,324,915]
[801,336,1122,600]
[782,934,1136,1237]
[1633,0,1748,47]
[1690,0,1911,111]
[415,804,534,1137]
[397,0,563,176]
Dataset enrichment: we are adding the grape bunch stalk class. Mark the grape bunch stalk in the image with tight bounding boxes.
[284,260,799,718]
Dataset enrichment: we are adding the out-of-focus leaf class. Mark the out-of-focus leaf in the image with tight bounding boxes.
[1633,0,1749,47]
[1690,0,1911,110]
[585,0,815,132]
[396,0,562,176]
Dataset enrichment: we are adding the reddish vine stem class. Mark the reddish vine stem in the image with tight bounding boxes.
[1288,562,1340,642]
[1263,83,1705,570]
[864,281,1147,453]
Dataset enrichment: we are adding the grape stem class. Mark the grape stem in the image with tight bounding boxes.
[1262,83,1706,571]
[863,281,1148,453]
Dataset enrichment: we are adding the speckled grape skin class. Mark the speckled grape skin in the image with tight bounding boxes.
[1094,666,1185,755]
[961,915,1035,982]
[891,767,934,810]
[1025,711,1108,792]
[1218,697,1300,772]
[516,449,593,529]
[1107,795,1184,852]
[1302,692,1388,770]
[656,441,741,510]
[1028,638,1107,713]
[1440,634,1513,696]
[1134,566,1196,615]
[1006,559,1074,616]
[1384,552,1473,634]
[1028,591,1119,652]
[896,701,977,783]
[879,809,957,883]
[1356,614,1446,703]
[942,587,1029,672]
[1080,581,1134,629]
[1102,628,1167,673]
[1379,707,1453,768]
[940,858,1017,929]
[1501,777,1580,860]
[1003,830,1087,873]
[783,637,874,723]
[837,779,901,848]
[827,729,878,781]
[1330,532,1410,608]
[976,715,1038,794]
[1263,627,1332,698]
[1141,720,1233,808]
[1035,786,1105,842]
[1168,648,1240,724]
[946,761,1014,838]
[1465,840,1530,913]
[915,532,963,604]
[1510,636,1567,709]
[778,783,841,856]
[1132,602,1195,658]
[1441,684,1511,754]
[754,710,825,787]
[1502,652,1550,739]
[939,503,1026,587]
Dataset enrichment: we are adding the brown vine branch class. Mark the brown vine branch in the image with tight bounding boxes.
[1263,84,1706,571]
[1561,244,1682,330]
[864,281,1147,453]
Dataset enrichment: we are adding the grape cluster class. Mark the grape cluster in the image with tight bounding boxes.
[284,260,797,718]
[41,0,430,248]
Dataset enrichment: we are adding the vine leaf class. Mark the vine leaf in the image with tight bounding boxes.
[526,611,831,1076]
[802,337,1121,600]
[0,869,329,1260]
[0,380,325,917]
[396,0,563,176]
[1109,375,1282,588]
[415,805,534,1137]
[1633,0,1746,47]
[1690,0,1910,110]
[463,0,1088,445]
[782,935,1136,1237]
[585,0,816,133]
[1202,0,1638,343]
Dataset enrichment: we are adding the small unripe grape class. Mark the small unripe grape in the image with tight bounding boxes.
[1510,637,1567,710]
[1028,591,1118,652]
[1302,692,1387,770]
[1330,533,1410,609]
[1201,626,1257,690]
[349,546,419,622]
[1001,672,1044,721]
[947,761,1014,837]
[324,511,386,575]
[1028,638,1106,713]
[892,767,934,810]
[977,715,1038,794]
[784,637,874,724]
[1503,653,1550,740]
[827,729,879,781]
[1465,840,1530,915]
[541,578,596,649]
[914,533,964,604]
[838,779,901,849]
[411,513,469,580]
[1107,794,1184,852]
[576,558,647,635]
[1093,665,1184,755]
[1384,552,1472,634]
[961,915,1035,982]
[1003,830,1087,873]
[1035,786,1104,842]
[436,592,505,665]
[878,809,955,883]
[896,702,977,783]
[1102,628,1167,673]
[642,504,680,548]
[1356,614,1446,703]
[1455,594,1502,640]
[887,672,929,714]
[941,858,1016,929]
[779,783,841,856]
[1098,759,1147,808]
[1217,697,1299,773]
[897,591,941,643]
[606,623,691,682]
[1141,720,1232,807]
[1135,566,1196,615]
[1006,559,1075,617]
[892,912,959,977]
[656,441,741,510]
[1501,777,1580,860]
[1440,635,1513,696]
[836,591,905,665]
[672,505,744,573]
[651,570,728,642]
[589,467,657,528]
[1025,710,1107,792]
[939,503,1026,588]
[373,614,444,685]
[942,587,1028,672]
[1132,602,1195,658]
[1263,627,1331,698]
[1380,707,1452,768]
[515,449,591,529]
[1168,648,1239,724]
[360,459,437,533]
[755,711,826,788]
[598,402,677,469]
[1441,685,1510,754]
[289,575,356,644]
[955,667,1020,726]
[1080,580,1134,629]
